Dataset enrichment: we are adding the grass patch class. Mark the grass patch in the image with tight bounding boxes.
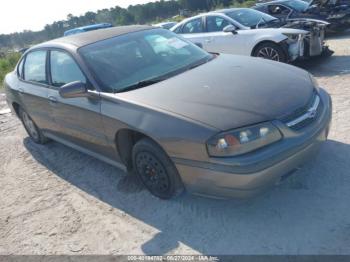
[0,52,21,88]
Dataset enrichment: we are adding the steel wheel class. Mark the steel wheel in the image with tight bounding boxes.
[19,107,49,144]
[21,110,39,141]
[132,138,184,199]
[257,47,280,61]
[135,151,170,197]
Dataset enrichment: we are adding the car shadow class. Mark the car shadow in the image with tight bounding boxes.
[293,55,350,77]
[325,29,350,40]
[23,138,350,254]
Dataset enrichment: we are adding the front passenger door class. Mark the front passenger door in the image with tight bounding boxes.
[47,50,109,155]
[203,16,248,55]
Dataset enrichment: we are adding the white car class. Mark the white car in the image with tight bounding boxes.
[171,8,309,63]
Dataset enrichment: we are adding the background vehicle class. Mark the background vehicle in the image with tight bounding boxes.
[234,8,332,57]
[171,9,322,63]
[4,26,331,200]
[64,23,113,36]
[153,21,178,30]
[254,0,350,32]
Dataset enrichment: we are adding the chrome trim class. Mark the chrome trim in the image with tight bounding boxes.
[286,95,320,128]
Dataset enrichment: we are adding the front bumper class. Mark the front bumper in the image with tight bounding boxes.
[173,89,332,199]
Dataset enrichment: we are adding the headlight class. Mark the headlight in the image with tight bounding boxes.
[327,13,346,19]
[207,122,282,157]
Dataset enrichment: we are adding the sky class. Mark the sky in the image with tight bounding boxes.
[0,0,157,35]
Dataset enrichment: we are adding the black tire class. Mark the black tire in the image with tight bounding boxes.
[132,138,184,199]
[253,42,287,63]
[19,107,49,144]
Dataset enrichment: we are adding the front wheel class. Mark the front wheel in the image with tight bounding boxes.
[132,138,184,199]
[253,42,287,63]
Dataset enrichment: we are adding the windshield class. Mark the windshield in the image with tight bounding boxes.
[225,9,278,28]
[284,0,309,11]
[79,29,212,93]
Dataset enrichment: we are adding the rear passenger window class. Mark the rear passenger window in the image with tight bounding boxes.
[17,58,24,78]
[24,51,47,84]
[50,51,86,87]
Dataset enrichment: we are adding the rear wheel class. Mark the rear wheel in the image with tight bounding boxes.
[19,107,49,144]
[253,42,287,63]
[132,138,184,199]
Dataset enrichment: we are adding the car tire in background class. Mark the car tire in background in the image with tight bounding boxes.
[132,138,184,199]
[253,42,287,63]
[19,107,49,144]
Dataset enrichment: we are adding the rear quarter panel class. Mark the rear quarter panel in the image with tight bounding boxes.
[4,71,21,115]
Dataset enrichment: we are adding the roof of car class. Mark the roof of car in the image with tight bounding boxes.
[212,8,242,13]
[255,0,290,5]
[63,23,113,36]
[34,25,154,50]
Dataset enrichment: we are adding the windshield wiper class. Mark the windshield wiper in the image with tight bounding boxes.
[117,78,165,93]
[116,56,214,93]
[187,56,213,70]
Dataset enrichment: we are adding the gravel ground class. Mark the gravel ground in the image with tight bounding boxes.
[1,32,350,255]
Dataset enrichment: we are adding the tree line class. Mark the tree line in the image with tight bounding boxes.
[0,0,249,51]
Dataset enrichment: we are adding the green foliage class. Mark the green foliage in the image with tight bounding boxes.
[229,0,256,7]
[0,53,20,87]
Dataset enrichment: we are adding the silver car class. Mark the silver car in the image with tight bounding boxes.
[4,26,332,199]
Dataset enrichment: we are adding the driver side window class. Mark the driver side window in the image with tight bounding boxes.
[268,5,290,15]
[206,16,231,32]
[182,18,204,34]
[50,50,86,88]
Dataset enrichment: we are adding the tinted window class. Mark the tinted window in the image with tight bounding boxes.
[207,16,231,32]
[267,5,291,15]
[182,18,203,34]
[80,29,212,93]
[24,51,47,84]
[50,51,86,87]
[284,0,309,11]
[225,9,278,28]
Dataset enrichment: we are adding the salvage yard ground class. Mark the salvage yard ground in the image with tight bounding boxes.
[0,31,350,255]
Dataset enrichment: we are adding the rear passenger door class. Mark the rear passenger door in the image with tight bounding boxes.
[19,50,54,133]
[47,49,109,155]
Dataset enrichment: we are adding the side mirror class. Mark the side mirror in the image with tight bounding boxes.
[59,81,88,98]
[194,42,203,48]
[223,25,238,34]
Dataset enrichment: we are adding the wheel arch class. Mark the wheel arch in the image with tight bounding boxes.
[11,102,20,117]
[251,40,281,56]
[251,39,289,62]
[115,128,166,171]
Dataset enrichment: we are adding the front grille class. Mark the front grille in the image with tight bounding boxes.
[281,91,322,131]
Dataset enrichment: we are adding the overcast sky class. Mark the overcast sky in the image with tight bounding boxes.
[0,0,157,35]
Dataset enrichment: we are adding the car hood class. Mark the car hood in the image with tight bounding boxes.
[118,54,315,131]
[254,27,308,34]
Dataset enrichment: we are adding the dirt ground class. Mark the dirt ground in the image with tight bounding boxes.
[1,32,350,255]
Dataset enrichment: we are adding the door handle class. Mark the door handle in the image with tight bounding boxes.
[18,88,24,95]
[205,39,212,43]
[48,96,58,103]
